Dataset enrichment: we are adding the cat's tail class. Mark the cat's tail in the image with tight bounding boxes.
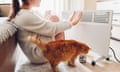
[28,36,47,51]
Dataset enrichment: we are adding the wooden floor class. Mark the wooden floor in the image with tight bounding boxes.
[58,56,120,72]
[15,39,120,72]
[84,60,120,72]
[15,26,120,72]
[16,40,120,72]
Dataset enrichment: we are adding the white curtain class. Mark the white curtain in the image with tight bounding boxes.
[52,0,84,13]
[0,0,84,12]
[39,0,68,15]
[39,0,84,15]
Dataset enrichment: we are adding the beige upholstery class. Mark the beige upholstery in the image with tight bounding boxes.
[0,18,17,72]
[0,4,10,17]
[0,35,17,72]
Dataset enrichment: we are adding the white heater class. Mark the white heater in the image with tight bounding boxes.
[62,10,113,65]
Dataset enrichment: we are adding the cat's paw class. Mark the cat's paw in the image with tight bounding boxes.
[67,62,76,67]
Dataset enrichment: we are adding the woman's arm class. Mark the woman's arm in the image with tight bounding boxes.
[15,11,72,37]
[15,11,82,37]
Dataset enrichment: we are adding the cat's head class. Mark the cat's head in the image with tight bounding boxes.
[79,43,91,54]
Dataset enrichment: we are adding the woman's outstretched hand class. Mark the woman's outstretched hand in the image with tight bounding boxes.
[68,11,82,26]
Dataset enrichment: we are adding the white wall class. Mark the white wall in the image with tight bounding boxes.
[69,0,96,11]
[70,0,84,11]
[97,1,120,13]
[84,0,96,10]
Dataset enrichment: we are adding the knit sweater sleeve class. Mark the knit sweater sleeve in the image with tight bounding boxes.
[15,11,72,37]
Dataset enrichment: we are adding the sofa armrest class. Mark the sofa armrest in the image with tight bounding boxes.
[0,34,17,72]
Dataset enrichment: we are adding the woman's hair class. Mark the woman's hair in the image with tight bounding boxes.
[8,0,29,21]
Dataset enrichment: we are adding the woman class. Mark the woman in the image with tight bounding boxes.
[9,0,82,71]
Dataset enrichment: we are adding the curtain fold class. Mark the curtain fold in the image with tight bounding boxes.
[39,0,84,15]
[52,0,84,13]
[39,0,71,14]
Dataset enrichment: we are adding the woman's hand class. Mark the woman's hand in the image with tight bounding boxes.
[68,11,82,26]
[49,15,59,22]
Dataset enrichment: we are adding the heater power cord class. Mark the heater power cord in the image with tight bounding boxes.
[110,37,120,63]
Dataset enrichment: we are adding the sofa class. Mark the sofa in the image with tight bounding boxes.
[0,18,17,72]
[0,35,17,72]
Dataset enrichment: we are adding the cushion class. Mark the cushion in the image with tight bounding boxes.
[0,20,17,44]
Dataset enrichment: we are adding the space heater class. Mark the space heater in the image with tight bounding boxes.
[62,10,113,65]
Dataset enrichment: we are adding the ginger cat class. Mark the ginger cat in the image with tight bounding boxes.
[28,36,90,72]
